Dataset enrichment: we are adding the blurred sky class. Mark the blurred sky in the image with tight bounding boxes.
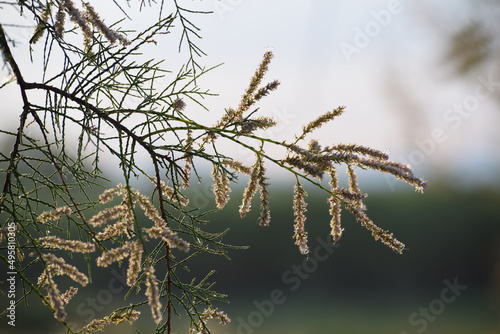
[1,0,499,189]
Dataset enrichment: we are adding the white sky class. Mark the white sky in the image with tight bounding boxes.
[1,0,499,189]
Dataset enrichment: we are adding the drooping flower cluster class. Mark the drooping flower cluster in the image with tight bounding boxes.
[211,166,231,209]
[38,252,89,320]
[239,116,277,134]
[201,50,426,255]
[31,0,130,47]
[96,240,143,286]
[61,286,78,306]
[190,307,231,334]
[41,253,89,286]
[282,121,426,253]
[292,183,309,255]
[145,264,162,324]
[38,235,95,253]
[45,275,66,321]
[328,169,343,243]
[239,155,269,226]
[38,206,72,223]
[92,181,190,252]
[182,130,194,189]
[34,175,192,324]
[96,241,135,267]
[221,158,252,175]
[80,309,141,333]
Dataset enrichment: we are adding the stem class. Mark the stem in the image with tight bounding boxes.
[0,23,31,215]
[153,158,171,334]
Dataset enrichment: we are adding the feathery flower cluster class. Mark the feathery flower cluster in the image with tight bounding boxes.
[292,183,309,255]
[283,142,334,180]
[191,307,231,334]
[93,183,190,251]
[328,169,343,242]
[91,181,188,323]
[61,0,92,46]
[61,286,78,306]
[172,97,187,111]
[82,2,130,45]
[38,206,72,223]
[221,158,252,175]
[38,264,61,287]
[359,157,426,192]
[127,242,143,286]
[212,108,236,130]
[239,116,277,134]
[200,307,231,325]
[237,51,277,116]
[257,160,271,227]
[308,139,322,153]
[147,225,190,252]
[135,191,166,226]
[42,253,89,286]
[253,80,280,102]
[327,143,389,161]
[98,186,125,204]
[31,0,130,47]
[286,112,410,251]
[183,130,194,189]
[345,201,406,253]
[96,241,134,267]
[88,204,129,227]
[212,51,280,132]
[239,155,269,221]
[346,165,365,210]
[145,265,162,324]
[211,166,231,209]
[46,275,66,320]
[38,235,95,253]
[149,176,190,206]
[283,155,325,180]
[80,310,141,333]
[239,162,260,218]
[95,218,131,241]
[283,114,427,191]
[55,4,66,38]
[39,253,87,321]
[129,185,190,252]
[31,2,52,43]
[96,240,145,286]
[301,106,345,137]
[282,132,418,252]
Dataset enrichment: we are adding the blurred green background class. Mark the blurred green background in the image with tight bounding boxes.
[3,181,499,334]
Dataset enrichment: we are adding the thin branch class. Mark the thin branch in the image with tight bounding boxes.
[153,157,172,333]
[22,81,179,170]
[0,23,36,215]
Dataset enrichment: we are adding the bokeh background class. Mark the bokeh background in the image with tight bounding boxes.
[1,0,500,333]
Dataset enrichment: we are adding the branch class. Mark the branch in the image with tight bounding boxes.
[0,23,31,215]
[1,24,110,250]
[23,81,178,168]
[153,158,172,334]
